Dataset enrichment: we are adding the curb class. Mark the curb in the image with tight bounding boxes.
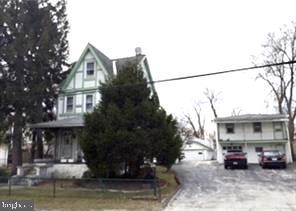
[161,171,183,209]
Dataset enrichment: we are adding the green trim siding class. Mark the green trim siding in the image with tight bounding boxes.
[61,87,98,94]
[62,44,110,91]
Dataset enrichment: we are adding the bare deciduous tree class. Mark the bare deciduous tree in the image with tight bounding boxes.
[258,22,296,160]
[183,103,205,139]
[231,107,242,116]
[204,88,219,119]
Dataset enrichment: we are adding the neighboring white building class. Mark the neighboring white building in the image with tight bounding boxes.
[0,144,8,166]
[183,138,215,161]
[215,114,293,164]
[24,43,156,178]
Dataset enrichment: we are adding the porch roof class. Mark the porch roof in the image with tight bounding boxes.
[28,116,84,129]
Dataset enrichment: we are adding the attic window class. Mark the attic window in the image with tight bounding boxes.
[86,62,94,76]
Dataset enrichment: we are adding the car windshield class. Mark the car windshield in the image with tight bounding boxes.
[263,151,281,156]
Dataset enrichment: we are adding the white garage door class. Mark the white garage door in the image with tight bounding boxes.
[184,150,205,161]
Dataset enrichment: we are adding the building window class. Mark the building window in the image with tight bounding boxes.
[66,96,74,112]
[225,145,242,152]
[86,95,93,112]
[225,123,235,133]
[253,122,262,133]
[86,62,94,76]
[255,147,263,153]
[273,122,282,132]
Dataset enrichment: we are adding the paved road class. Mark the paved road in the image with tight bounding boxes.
[165,160,296,211]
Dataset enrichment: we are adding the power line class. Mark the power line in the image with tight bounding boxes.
[1,60,295,96]
[151,60,296,84]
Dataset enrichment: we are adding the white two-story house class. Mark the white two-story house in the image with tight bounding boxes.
[26,43,156,178]
[215,114,293,164]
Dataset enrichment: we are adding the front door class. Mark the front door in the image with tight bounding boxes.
[61,131,73,159]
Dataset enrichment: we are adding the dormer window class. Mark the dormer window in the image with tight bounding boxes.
[86,95,93,112]
[86,62,94,76]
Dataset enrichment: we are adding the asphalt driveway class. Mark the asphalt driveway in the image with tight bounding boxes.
[165,160,296,211]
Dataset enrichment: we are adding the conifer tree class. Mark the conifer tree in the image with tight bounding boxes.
[80,64,182,178]
[0,0,69,171]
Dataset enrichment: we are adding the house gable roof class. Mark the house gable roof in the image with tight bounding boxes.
[214,114,288,123]
[60,44,156,95]
[61,43,113,90]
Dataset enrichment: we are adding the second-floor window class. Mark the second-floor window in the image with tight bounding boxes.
[86,62,94,76]
[66,96,74,112]
[253,122,262,133]
[225,123,235,134]
[86,95,93,112]
[273,122,282,132]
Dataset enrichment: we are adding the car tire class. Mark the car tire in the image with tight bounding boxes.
[245,165,248,169]
[224,165,228,169]
[282,164,287,169]
[262,164,266,169]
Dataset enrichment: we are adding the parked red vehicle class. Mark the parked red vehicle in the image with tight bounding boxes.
[258,150,286,169]
[224,151,248,169]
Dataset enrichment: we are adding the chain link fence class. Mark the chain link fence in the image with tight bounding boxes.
[0,176,161,201]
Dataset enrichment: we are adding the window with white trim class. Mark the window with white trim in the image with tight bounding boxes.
[66,96,74,112]
[86,95,93,112]
[86,62,94,76]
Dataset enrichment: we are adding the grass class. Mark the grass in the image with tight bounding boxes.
[0,166,179,211]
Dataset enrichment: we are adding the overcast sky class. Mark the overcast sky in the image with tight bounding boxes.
[66,0,296,131]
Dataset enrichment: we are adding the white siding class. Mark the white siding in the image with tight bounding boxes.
[76,94,82,106]
[85,52,94,60]
[75,72,83,89]
[262,122,274,139]
[95,92,101,104]
[97,70,105,84]
[219,122,286,141]
[58,97,64,116]
[219,123,244,140]
[0,144,8,166]
[84,80,95,88]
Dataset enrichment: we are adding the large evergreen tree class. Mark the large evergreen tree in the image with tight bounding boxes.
[80,64,182,178]
[0,0,69,171]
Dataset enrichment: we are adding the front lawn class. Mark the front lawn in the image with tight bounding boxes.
[0,166,179,211]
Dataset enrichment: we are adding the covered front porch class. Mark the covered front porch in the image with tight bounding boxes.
[20,116,89,178]
[29,116,85,163]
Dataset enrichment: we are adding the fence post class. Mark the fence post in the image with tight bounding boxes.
[8,176,11,196]
[52,177,56,198]
[101,178,106,192]
[157,178,161,202]
[153,178,157,196]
